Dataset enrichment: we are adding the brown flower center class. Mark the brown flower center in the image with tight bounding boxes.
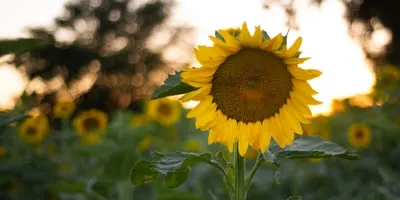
[211,48,292,123]
[355,130,364,139]
[83,118,100,132]
[26,126,37,135]
[157,102,172,116]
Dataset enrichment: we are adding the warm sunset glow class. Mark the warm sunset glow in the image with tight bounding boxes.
[0,0,390,115]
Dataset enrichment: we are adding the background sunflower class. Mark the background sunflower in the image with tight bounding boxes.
[146,98,181,126]
[347,123,371,149]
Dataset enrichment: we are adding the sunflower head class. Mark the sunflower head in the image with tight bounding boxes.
[0,145,6,157]
[130,114,149,127]
[348,123,371,149]
[146,98,181,126]
[18,115,50,145]
[184,140,200,152]
[73,109,108,136]
[53,100,76,119]
[181,22,321,156]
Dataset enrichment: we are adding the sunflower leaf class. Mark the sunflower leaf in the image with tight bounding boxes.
[262,30,270,41]
[130,152,212,187]
[268,136,359,160]
[0,38,50,56]
[151,71,197,99]
[0,112,27,129]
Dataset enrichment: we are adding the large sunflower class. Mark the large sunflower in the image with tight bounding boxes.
[181,22,321,156]
[18,115,50,145]
[348,123,371,149]
[73,109,108,144]
[146,98,181,126]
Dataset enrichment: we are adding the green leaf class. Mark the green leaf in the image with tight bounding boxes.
[0,38,50,56]
[262,30,270,41]
[268,136,359,160]
[262,150,278,164]
[130,152,212,187]
[287,196,303,200]
[151,72,197,99]
[165,168,190,188]
[156,188,201,200]
[0,112,27,128]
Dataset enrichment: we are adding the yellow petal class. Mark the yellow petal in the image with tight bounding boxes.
[224,119,237,152]
[238,122,249,156]
[209,36,239,53]
[251,26,263,47]
[180,85,211,102]
[281,37,302,58]
[292,79,318,95]
[260,119,271,152]
[194,46,228,66]
[240,22,253,47]
[187,96,213,118]
[280,105,303,134]
[195,104,217,129]
[260,33,283,51]
[291,91,322,105]
[269,117,289,148]
[182,67,216,79]
[284,57,311,65]
[208,129,219,144]
[250,121,262,150]
[289,93,313,117]
[275,113,295,144]
[288,65,322,80]
[286,99,311,125]
[270,34,284,51]
[199,109,223,131]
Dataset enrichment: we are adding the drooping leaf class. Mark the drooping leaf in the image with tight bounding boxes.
[0,112,27,128]
[267,136,359,160]
[0,38,50,56]
[130,152,212,187]
[151,72,197,99]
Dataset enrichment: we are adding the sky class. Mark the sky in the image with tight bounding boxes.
[0,0,385,114]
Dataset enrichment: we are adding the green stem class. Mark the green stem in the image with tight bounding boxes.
[208,160,234,194]
[244,152,264,192]
[234,142,246,200]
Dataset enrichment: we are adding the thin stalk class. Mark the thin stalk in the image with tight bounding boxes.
[208,160,235,194]
[244,152,264,192]
[233,142,246,200]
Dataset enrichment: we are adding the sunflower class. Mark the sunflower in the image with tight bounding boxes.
[348,123,371,149]
[0,145,6,157]
[146,98,181,126]
[18,115,50,145]
[53,100,76,119]
[73,109,108,136]
[181,22,321,156]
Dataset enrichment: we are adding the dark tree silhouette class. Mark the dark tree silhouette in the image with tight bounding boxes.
[263,0,400,67]
[12,0,193,113]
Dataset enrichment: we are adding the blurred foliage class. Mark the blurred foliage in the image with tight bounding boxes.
[263,0,400,66]
[7,0,193,113]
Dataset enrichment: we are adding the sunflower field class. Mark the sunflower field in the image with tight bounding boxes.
[1,23,400,200]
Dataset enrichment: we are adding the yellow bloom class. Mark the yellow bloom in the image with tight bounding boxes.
[181,22,321,156]
[348,123,371,149]
[130,114,149,126]
[18,115,50,145]
[73,109,108,136]
[53,100,76,119]
[146,98,181,126]
[184,140,200,152]
[139,135,153,151]
[0,145,6,157]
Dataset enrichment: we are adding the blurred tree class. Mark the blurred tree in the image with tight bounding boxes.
[11,0,193,113]
[263,0,400,66]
